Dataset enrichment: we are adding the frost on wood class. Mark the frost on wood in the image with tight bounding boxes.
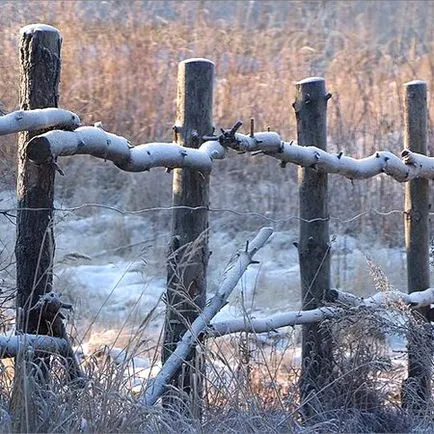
[0,334,69,358]
[20,24,61,37]
[141,227,273,407]
[225,129,434,182]
[208,287,434,336]
[24,120,434,179]
[0,108,80,136]
[26,126,226,172]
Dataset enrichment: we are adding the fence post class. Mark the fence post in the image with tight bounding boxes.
[402,80,432,412]
[163,58,214,415]
[294,77,333,416]
[16,24,60,333]
[12,24,61,433]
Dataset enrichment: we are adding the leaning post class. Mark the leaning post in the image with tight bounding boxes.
[402,80,432,412]
[294,77,333,416]
[163,58,214,415]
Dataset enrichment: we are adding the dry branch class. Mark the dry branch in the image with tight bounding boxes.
[208,287,434,336]
[0,108,80,136]
[26,126,225,172]
[141,226,273,407]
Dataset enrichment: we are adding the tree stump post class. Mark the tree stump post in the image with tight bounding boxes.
[294,77,333,416]
[163,58,214,416]
[402,80,432,412]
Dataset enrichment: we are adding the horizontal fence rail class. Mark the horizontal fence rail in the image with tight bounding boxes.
[0,108,80,136]
[25,122,434,181]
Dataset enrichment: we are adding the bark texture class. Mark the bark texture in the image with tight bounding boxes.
[163,59,214,414]
[15,26,61,334]
[295,78,333,416]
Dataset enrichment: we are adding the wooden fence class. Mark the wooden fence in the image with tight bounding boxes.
[1,23,434,419]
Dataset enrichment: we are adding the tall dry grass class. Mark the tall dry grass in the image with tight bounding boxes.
[0,0,433,242]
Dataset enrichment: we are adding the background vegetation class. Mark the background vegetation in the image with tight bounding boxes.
[1,0,433,242]
[0,1,433,431]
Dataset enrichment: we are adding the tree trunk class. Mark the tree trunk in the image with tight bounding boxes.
[163,58,214,416]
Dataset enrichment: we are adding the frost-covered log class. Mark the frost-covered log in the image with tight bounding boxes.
[209,307,341,336]
[225,128,434,182]
[0,108,80,136]
[26,126,225,172]
[209,287,434,337]
[329,287,434,309]
[0,334,69,358]
[141,227,273,407]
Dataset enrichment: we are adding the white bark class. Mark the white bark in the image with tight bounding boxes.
[229,131,434,182]
[209,287,434,337]
[0,334,69,358]
[140,227,273,407]
[0,108,80,136]
[26,126,225,172]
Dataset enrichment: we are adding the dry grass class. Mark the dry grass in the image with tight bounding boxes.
[1,1,434,432]
[0,303,431,433]
[0,0,432,239]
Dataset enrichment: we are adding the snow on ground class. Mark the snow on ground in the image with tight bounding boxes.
[0,189,427,354]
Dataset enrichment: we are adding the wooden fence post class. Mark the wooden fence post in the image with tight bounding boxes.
[294,77,333,415]
[16,24,60,334]
[12,24,61,433]
[163,58,214,415]
[402,80,432,412]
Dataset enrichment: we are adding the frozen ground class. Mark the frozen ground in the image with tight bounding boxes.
[0,189,425,350]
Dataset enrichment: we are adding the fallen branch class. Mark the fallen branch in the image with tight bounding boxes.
[140,226,273,406]
[0,108,80,136]
[208,287,434,337]
[26,126,225,172]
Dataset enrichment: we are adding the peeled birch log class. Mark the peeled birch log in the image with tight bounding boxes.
[141,226,273,407]
[228,131,434,182]
[26,126,225,172]
[209,287,434,337]
[0,108,80,136]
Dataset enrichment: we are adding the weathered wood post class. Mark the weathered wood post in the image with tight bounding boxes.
[402,80,432,412]
[12,24,61,433]
[16,24,60,334]
[163,58,214,415]
[294,77,333,415]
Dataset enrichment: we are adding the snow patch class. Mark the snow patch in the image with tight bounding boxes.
[20,24,60,36]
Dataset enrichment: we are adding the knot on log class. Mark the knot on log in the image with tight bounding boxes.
[203,120,243,150]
